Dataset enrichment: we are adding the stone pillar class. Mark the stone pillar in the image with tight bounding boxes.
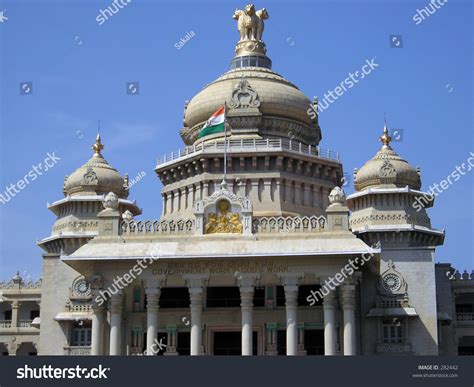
[279,274,303,356]
[164,325,178,356]
[145,288,160,356]
[262,179,273,203]
[11,300,19,328]
[341,284,356,356]
[240,287,254,356]
[284,285,298,356]
[265,323,278,355]
[109,292,123,356]
[173,190,180,213]
[297,324,307,355]
[323,290,337,356]
[184,275,208,356]
[91,305,105,355]
[285,180,292,203]
[303,184,311,207]
[162,193,168,215]
[240,289,254,356]
[238,275,259,356]
[189,287,203,356]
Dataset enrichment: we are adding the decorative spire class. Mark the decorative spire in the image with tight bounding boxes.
[379,122,392,149]
[92,132,104,157]
[231,5,271,69]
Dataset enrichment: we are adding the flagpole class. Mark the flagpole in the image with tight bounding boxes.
[223,102,227,184]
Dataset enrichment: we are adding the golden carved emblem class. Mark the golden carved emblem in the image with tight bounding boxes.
[205,200,243,234]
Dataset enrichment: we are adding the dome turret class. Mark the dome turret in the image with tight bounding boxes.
[63,134,128,198]
[354,124,421,191]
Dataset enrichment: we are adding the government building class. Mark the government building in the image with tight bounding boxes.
[0,4,473,356]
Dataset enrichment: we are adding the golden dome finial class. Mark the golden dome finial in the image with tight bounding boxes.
[92,132,104,157]
[379,121,392,149]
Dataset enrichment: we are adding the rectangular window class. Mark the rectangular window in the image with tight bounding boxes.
[253,287,265,307]
[4,310,12,321]
[71,327,92,346]
[298,285,323,306]
[382,319,403,343]
[276,286,286,307]
[206,287,240,308]
[159,287,190,308]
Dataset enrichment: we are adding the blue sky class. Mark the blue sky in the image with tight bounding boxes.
[0,0,472,280]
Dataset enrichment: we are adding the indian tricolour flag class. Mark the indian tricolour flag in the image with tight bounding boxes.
[197,106,225,139]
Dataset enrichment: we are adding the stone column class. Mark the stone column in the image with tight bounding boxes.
[145,288,160,356]
[189,287,203,356]
[164,325,178,356]
[184,275,208,356]
[285,285,298,356]
[297,324,307,355]
[203,181,209,198]
[162,193,168,215]
[240,286,254,356]
[238,275,259,356]
[262,179,273,203]
[279,274,303,356]
[174,190,180,213]
[341,284,356,356]
[11,300,19,328]
[323,290,337,356]
[265,323,278,355]
[109,292,123,356]
[91,304,105,355]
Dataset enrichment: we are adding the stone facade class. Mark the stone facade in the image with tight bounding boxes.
[1,5,472,357]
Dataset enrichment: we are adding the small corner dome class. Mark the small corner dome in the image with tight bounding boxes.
[63,134,128,198]
[354,125,421,191]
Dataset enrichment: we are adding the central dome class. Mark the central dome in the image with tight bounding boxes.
[180,5,321,146]
[182,68,320,145]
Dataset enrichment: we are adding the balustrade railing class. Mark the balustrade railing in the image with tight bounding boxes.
[121,215,327,236]
[253,215,326,233]
[0,320,35,328]
[121,219,195,236]
[157,138,340,165]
